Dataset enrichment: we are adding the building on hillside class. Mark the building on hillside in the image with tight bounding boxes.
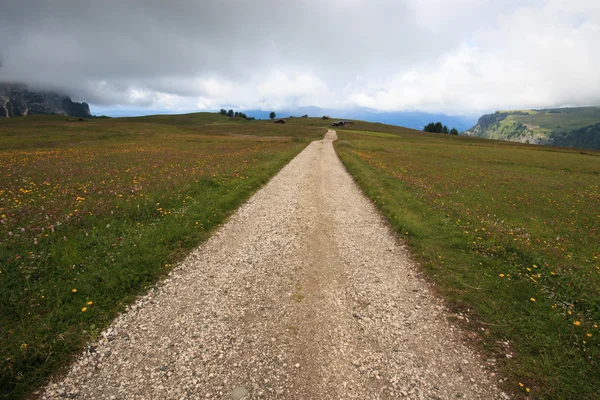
[322,116,330,119]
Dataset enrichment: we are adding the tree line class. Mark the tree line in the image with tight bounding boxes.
[219,109,255,120]
[423,122,459,135]
[550,122,600,150]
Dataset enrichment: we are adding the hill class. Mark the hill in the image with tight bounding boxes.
[464,107,600,150]
[0,83,91,118]
[98,107,477,131]
[236,106,477,131]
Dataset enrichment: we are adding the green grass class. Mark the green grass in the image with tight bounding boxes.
[121,112,249,125]
[0,114,324,399]
[4,111,599,398]
[334,125,600,399]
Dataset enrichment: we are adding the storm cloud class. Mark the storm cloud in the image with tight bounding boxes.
[1,0,599,115]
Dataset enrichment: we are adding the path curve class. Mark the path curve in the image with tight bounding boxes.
[42,130,507,399]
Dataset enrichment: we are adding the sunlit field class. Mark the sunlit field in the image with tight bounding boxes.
[0,114,325,398]
[335,125,600,399]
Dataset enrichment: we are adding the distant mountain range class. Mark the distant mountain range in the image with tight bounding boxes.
[0,83,91,118]
[243,106,478,132]
[5,83,598,151]
[464,107,600,150]
[95,105,478,132]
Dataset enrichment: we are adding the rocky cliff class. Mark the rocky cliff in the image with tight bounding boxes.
[0,83,91,118]
[464,107,600,150]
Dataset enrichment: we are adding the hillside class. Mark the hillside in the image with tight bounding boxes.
[464,107,600,150]
[0,83,91,118]
[242,107,477,131]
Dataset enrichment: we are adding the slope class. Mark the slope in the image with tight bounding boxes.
[464,107,600,149]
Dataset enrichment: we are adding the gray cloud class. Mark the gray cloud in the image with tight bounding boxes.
[1,0,599,114]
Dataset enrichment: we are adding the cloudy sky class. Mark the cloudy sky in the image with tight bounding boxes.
[1,0,598,116]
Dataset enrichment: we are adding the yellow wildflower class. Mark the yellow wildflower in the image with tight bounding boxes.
[81,307,87,312]
[530,298,536,302]
[573,321,581,326]
[499,274,505,278]
[87,301,93,305]
[72,288,77,293]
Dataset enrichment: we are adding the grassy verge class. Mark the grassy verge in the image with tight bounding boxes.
[334,127,600,399]
[0,115,321,398]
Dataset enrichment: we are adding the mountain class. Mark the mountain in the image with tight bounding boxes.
[0,83,91,118]
[91,105,478,131]
[464,107,600,150]
[241,107,477,132]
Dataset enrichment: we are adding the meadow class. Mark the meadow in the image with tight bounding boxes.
[0,114,325,398]
[4,113,598,399]
[334,125,600,398]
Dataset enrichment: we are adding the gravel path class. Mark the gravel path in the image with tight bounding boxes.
[41,130,508,399]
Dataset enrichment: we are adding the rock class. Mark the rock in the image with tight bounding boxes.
[231,386,249,399]
[0,82,91,118]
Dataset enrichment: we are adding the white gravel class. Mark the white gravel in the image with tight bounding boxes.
[40,130,509,399]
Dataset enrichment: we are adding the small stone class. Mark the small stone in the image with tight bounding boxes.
[295,363,300,368]
[231,386,249,400]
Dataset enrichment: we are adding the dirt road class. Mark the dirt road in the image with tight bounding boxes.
[42,131,507,399]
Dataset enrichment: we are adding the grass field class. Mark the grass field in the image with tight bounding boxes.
[4,113,599,398]
[334,126,600,399]
[0,114,325,398]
